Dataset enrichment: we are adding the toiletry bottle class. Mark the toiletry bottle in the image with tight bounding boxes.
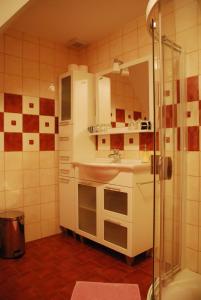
[142,144,149,163]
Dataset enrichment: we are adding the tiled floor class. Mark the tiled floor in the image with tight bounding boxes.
[0,233,152,300]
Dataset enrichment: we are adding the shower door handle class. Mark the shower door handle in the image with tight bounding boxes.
[151,155,172,180]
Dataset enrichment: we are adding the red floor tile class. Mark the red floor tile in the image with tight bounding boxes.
[0,233,152,300]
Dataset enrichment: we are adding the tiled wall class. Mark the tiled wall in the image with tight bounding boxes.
[0,28,78,241]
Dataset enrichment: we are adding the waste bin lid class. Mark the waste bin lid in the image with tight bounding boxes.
[0,210,24,221]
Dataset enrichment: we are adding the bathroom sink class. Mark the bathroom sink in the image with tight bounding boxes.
[73,158,150,181]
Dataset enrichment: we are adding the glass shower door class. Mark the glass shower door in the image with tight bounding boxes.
[148,3,185,299]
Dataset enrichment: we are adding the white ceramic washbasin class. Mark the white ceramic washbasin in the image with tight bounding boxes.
[73,158,150,181]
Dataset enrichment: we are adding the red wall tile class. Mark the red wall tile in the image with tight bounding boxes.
[40,98,55,116]
[0,112,3,131]
[139,132,155,151]
[4,133,22,151]
[176,80,180,103]
[133,111,142,121]
[199,101,201,126]
[40,134,55,151]
[116,109,125,122]
[55,117,59,134]
[177,127,180,151]
[23,115,39,133]
[4,93,22,113]
[110,134,124,150]
[111,122,116,128]
[187,76,199,102]
[162,104,177,128]
[188,126,199,151]
[95,136,98,151]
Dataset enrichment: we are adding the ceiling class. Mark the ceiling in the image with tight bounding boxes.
[9,0,148,46]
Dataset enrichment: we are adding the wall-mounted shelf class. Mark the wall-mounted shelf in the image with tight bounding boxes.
[89,127,153,136]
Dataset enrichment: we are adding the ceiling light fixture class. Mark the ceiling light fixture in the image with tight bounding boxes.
[112,58,123,73]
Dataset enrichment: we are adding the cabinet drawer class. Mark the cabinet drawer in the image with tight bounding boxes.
[59,150,73,163]
[59,163,74,178]
[100,217,132,255]
[101,185,133,222]
[59,136,73,151]
[59,177,75,230]
[59,124,73,137]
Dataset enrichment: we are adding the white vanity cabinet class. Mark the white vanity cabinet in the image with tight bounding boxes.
[74,168,153,261]
[59,70,96,231]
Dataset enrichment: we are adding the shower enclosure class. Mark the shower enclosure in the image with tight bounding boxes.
[146,0,201,299]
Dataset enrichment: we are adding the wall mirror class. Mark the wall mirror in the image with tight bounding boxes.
[95,56,153,133]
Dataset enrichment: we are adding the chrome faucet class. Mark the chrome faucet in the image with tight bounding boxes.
[108,149,121,163]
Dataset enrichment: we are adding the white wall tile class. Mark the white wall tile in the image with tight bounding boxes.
[23,133,39,151]
[39,116,55,133]
[23,152,39,169]
[23,96,39,115]
[24,204,41,223]
[4,113,22,132]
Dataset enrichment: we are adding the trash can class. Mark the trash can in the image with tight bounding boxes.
[0,211,25,258]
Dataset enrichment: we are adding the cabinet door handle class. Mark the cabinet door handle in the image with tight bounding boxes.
[105,186,121,192]
[60,169,70,174]
[60,156,70,161]
[105,219,122,227]
[59,178,70,184]
[59,137,70,141]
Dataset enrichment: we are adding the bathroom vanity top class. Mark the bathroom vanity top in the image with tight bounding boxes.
[73,158,150,172]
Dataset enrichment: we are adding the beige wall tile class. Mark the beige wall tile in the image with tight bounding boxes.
[187,152,200,176]
[24,204,40,223]
[5,189,23,209]
[41,201,58,220]
[5,36,22,57]
[23,133,39,152]
[0,74,4,93]
[22,59,39,79]
[41,219,60,238]
[0,152,4,170]
[23,41,39,61]
[175,1,197,33]
[0,133,3,152]
[0,191,5,211]
[5,55,22,76]
[4,74,22,94]
[22,95,39,115]
[40,151,55,169]
[23,78,39,97]
[23,152,39,169]
[40,185,56,203]
[186,200,199,226]
[0,171,4,191]
[40,168,55,186]
[0,53,4,73]
[5,170,23,190]
[186,224,199,250]
[40,46,55,65]
[40,64,54,81]
[185,248,198,272]
[187,176,200,201]
[24,187,40,206]
[186,51,199,77]
[23,169,40,188]
[5,152,22,170]
[25,222,41,242]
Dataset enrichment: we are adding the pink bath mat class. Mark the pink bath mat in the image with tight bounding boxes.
[71,281,141,300]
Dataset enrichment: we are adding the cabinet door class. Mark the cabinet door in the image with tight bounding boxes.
[101,185,133,222]
[59,74,72,124]
[101,217,132,256]
[76,181,99,240]
[59,177,75,230]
